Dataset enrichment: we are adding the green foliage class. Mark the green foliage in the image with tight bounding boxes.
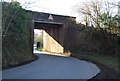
[71,52,118,73]
[100,13,118,30]
[65,18,119,55]
[36,48,43,51]
[2,1,34,67]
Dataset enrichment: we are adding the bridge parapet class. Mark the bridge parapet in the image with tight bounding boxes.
[27,10,76,24]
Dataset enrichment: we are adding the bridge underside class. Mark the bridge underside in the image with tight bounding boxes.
[34,21,65,53]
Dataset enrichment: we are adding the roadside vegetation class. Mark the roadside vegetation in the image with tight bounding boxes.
[2,1,37,69]
[71,52,118,73]
[65,21,119,73]
[36,47,43,51]
[65,0,120,73]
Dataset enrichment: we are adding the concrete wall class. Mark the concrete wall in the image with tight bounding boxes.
[43,29,64,53]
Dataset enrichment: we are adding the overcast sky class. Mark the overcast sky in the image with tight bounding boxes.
[15,0,79,17]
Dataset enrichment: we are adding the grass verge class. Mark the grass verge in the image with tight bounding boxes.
[36,48,43,51]
[71,52,118,73]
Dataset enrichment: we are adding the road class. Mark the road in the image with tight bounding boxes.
[2,50,100,79]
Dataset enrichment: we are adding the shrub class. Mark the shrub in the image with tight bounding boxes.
[2,1,34,67]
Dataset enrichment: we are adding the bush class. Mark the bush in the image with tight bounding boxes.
[2,1,34,67]
[65,18,118,55]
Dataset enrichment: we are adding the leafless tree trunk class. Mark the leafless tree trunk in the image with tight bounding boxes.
[75,0,118,29]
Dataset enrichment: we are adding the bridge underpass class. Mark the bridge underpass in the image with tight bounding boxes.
[28,10,76,54]
[33,20,64,53]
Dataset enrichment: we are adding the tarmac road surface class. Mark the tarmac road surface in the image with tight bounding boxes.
[2,51,100,79]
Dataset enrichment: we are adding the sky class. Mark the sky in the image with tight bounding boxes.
[5,0,120,23]
[17,0,80,16]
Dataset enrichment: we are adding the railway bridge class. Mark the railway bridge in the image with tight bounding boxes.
[28,10,76,53]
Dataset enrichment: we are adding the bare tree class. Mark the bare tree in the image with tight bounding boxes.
[76,0,118,29]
